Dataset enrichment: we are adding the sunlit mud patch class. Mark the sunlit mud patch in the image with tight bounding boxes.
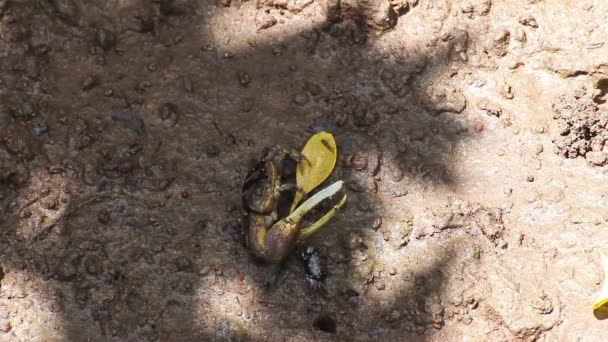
[0,268,68,341]
[14,168,71,243]
[193,267,259,340]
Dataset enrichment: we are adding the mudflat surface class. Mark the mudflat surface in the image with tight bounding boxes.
[1,0,608,341]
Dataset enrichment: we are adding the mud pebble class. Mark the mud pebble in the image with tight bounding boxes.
[0,320,10,333]
[519,15,538,28]
[31,117,49,136]
[586,151,607,166]
[292,93,309,106]
[372,217,382,230]
[238,71,251,87]
[159,102,179,128]
[303,81,322,95]
[501,83,514,99]
[350,152,368,171]
[531,123,547,134]
[240,97,254,112]
[81,75,98,90]
[271,45,285,56]
[205,144,220,158]
[84,255,103,275]
[111,111,145,136]
[313,314,337,333]
[183,76,194,93]
[52,0,78,20]
[175,256,193,272]
[257,14,277,30]
[98,209,110,225]
[95,28,116,50]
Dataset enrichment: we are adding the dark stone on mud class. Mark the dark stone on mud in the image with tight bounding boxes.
[313,314,337,333]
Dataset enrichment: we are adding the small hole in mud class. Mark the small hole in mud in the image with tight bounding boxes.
[313,314,336,333]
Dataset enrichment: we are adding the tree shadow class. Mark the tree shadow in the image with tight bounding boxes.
[0,0,479,341]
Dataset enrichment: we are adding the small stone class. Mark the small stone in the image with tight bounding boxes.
[376,282,386,290]
[533,143,544,154]
[104,89,113,97]
[389,268,397,275]
[526,175,535,182]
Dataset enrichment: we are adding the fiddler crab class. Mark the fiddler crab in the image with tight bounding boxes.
[241,146,345,265]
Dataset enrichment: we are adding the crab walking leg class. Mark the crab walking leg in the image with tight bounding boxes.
[298,194,347,240]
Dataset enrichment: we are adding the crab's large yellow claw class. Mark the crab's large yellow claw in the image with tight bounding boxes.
[593,251,608,319]
[291,132,338,212]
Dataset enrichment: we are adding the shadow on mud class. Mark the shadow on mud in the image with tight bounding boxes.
[0,1,475,341]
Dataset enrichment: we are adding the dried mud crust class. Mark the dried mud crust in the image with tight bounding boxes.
[552,88,608,166]
[0,0,607,341]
